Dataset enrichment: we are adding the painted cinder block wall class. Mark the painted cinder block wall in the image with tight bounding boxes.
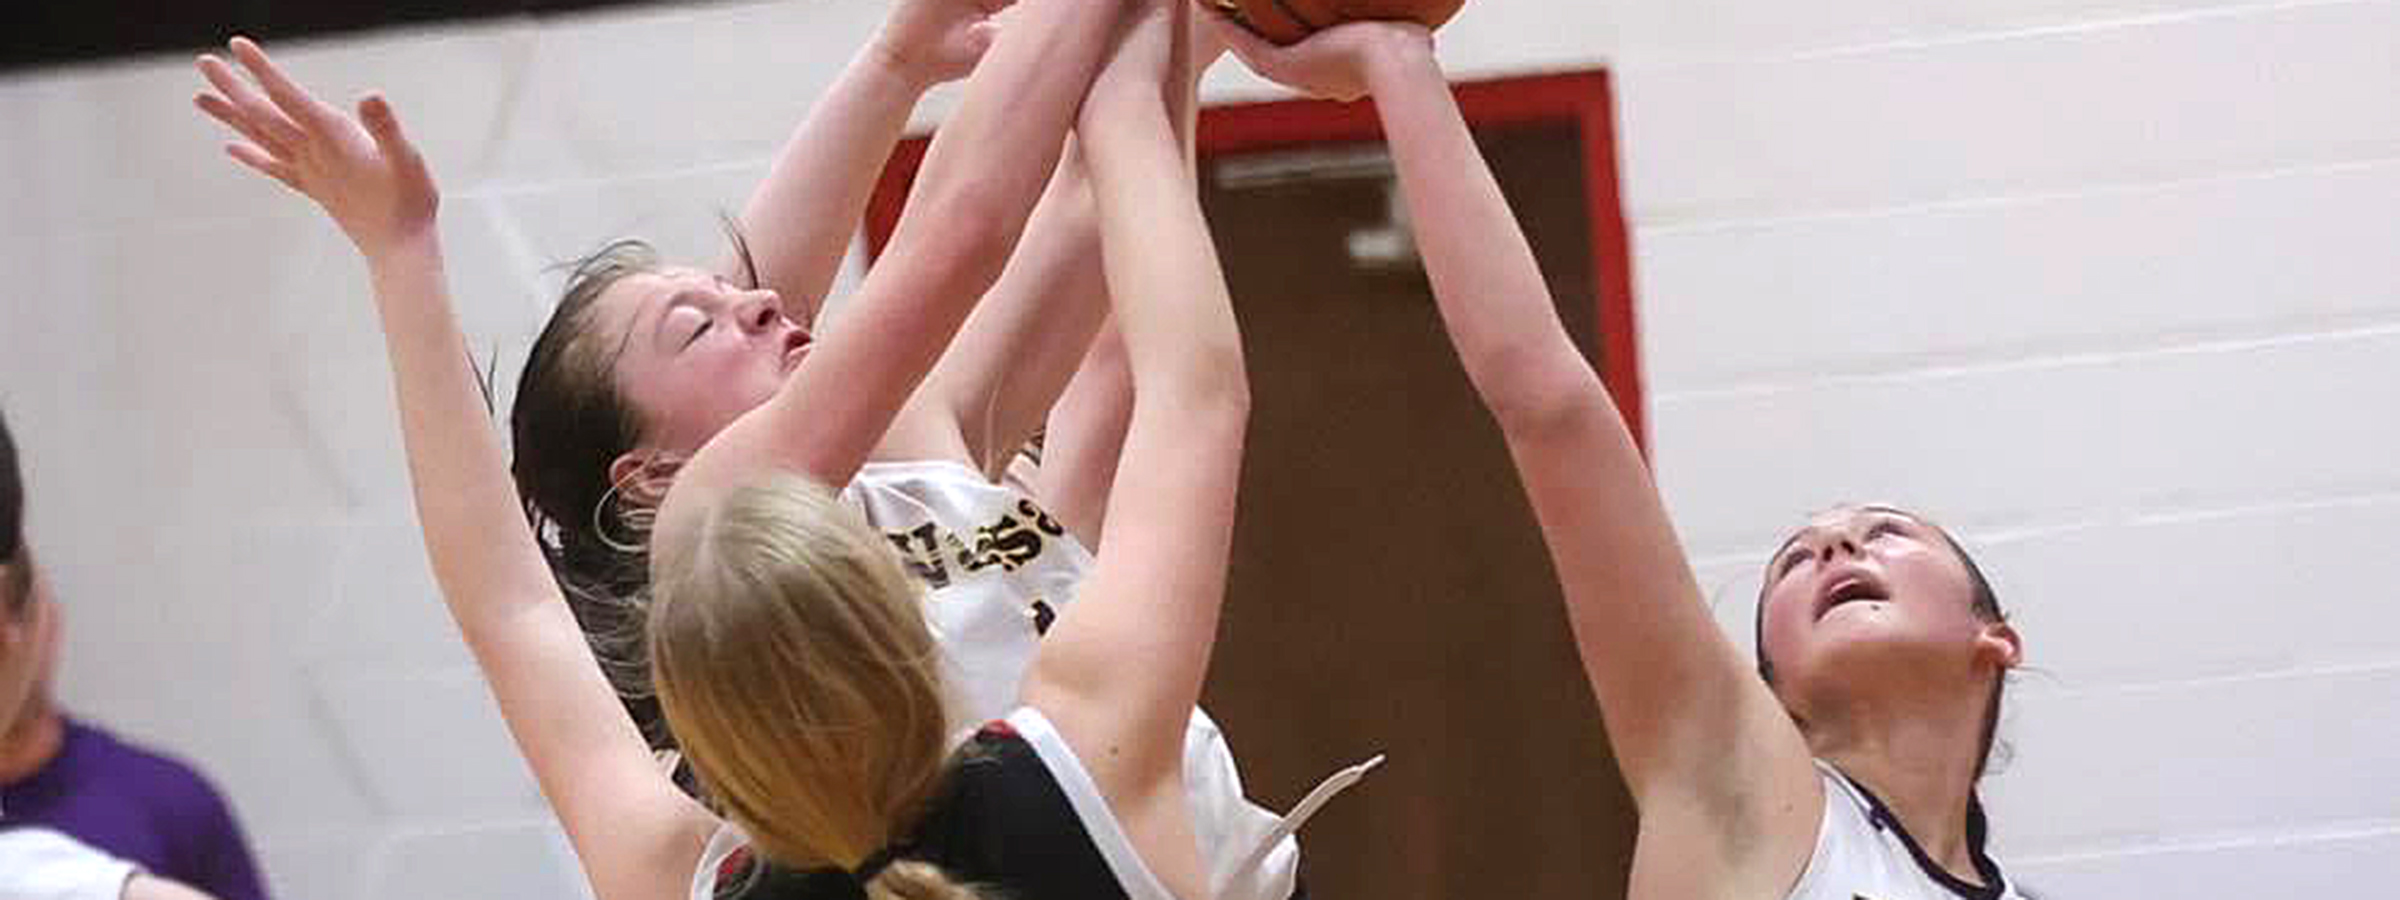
[1,0,2393,896]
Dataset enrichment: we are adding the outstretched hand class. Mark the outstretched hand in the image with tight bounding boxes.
[1206,14,1431,103]
[193,37,438,258]
[876,0,1015,86]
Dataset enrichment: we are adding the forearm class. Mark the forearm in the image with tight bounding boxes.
[890,0,1125,270]
[362,234,708,898]
[917,149,1110,475]
[1360,44,1819,804]
[698,0,1131,491]
[1082,93,1245,406]
[1363,39,1592,430]
[1036,322,1131,546]
[736,42,933,313]
[364,234,557,618]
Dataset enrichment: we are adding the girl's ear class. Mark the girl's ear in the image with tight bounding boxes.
[608,451,686,509]
[1975,620,2023,672]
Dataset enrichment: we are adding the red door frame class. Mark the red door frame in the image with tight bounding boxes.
[861,70,1645,447]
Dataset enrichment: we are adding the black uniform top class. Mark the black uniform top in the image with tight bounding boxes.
[725,719,1136,900]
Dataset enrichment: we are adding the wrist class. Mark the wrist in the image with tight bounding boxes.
[863,32,947,91]
[1082,75,1172,128]
[362,224,444,276]
[1358,27,1436,92]
[1079,96,1176,166]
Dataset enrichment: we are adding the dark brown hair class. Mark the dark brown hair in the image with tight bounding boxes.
[507,224,766,759]
[509,238,665,746]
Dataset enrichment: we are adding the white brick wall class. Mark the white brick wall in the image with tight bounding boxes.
[1,0,2392,896]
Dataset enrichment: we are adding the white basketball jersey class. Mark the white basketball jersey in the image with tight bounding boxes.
[1787,763,2025,900]
[688,459,1360,900]
[844,460,1091,726]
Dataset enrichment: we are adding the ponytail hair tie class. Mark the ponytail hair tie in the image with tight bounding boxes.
[850,845,909,889]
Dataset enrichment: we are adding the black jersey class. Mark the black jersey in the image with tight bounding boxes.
[722,711,1167,900]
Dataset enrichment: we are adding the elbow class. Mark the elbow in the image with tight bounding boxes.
[1178,353,1253,424]
[1481,356,1617,439]
[1145,345,1251,432]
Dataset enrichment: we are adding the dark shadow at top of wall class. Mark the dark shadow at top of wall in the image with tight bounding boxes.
[2,0,681,73]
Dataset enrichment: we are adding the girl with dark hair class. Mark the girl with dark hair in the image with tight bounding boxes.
[632,7,1366,894]
[183,0,1191,890]
[1217,18,2028,900]
[496,0,1119,749]
[485,10,1311,900]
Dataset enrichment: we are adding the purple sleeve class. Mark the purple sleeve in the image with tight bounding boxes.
[163,771,271,900]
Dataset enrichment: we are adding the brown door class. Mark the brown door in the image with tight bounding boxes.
[1195,117,1637,900]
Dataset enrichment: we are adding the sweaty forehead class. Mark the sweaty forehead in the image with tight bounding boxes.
[1767,503,1928,563]
[601,267,709,311]
[1806,502,1921,531]
[593,268,706,347]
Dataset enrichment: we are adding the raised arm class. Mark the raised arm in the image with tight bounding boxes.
[1221,20,1823,892]
[875,146,1112,476]
[730,0,1003,318]
[666,0,1133,516]
[898,25,1224,486]
[1019,6,1243,898]
[1031,320,1131,545]
[193,40,712,900]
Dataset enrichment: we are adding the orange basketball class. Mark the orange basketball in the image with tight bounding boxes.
[1210,0,1468,45]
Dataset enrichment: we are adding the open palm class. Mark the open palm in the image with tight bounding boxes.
[194,37,439,257]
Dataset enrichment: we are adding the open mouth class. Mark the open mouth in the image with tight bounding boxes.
[780,330,811,368]
[1815,571,1891,621]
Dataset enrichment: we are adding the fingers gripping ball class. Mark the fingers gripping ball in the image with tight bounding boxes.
[1210,0,1466,44]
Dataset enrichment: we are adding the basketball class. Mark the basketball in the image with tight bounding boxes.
[1211,0,1469,45]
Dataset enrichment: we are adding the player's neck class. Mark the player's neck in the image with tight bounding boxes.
[0,695,64,785]
[1809,689,1987,885]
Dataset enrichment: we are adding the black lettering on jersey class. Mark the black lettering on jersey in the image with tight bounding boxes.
[1029,598,1057,635]
[954,514,1044,575]
[980,516,1044,570]
[886,523,952,588]
[1019,499,1067,537]
[881,495,1069,588]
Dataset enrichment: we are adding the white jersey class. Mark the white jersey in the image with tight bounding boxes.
[1788,763,2024,900]
[845,459,1093,726]
[0,828,139,900]
[688,460,1367,900]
